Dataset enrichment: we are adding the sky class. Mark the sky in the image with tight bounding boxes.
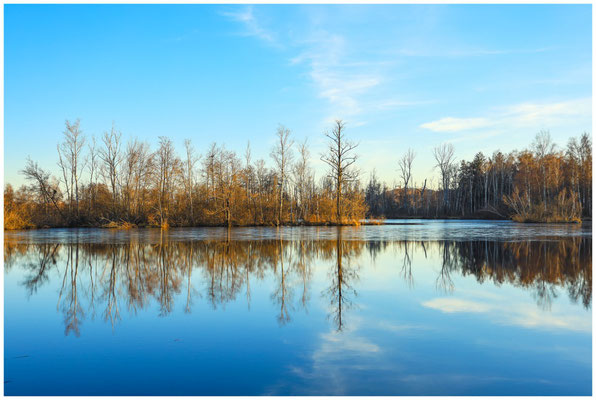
[4,4,592,189]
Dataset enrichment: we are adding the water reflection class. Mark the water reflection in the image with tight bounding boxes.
[4,234,591,336]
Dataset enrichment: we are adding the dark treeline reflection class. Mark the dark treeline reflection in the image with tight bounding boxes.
[5,236,591,335]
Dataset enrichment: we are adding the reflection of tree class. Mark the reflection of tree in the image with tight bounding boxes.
[533,281,558,311]
[271,239,294,325]
[400,241,414,288]
[366,240,388,263]
[205,238,244,309]
[103,248,120,327]
[294,240,312,311]
[22,243,59,296]
[184,244,194,313]
[4,234,590,336]
[438,237,592,309]
[436,242,455,293]
[324,228,360,331]
[58,244,84,337]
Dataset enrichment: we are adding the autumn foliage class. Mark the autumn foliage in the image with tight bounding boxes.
[5,119,366,229]
[365,131,591,222]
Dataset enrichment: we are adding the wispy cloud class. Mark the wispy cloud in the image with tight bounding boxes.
[420,97,592,133]
[290,31,386,122]
[374,99,435,111]
[290,31,433,125]
[501,98,592,126]
[421,117,491,132]
[221,6,277,45]
[395,46,554,58]
[223,8,428,124]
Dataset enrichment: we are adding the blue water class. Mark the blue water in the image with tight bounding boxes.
[4,221,592,395]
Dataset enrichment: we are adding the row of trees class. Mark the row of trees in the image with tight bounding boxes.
[4,120,591,229]
[5,235,590,335]
[365,131,591,222]
[5,120,366,229]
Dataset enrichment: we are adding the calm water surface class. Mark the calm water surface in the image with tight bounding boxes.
[4,220,592,395]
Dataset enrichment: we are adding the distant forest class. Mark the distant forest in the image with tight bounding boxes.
[4,119,592,229]
[366,131,591,222]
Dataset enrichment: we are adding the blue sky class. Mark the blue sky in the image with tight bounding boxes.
[4,4,592,188]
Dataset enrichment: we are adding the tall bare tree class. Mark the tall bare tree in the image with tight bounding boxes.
[321,120,359,223]
[293,139,312,221]
[433,143,455,211]
[57,119,86,219]
[86,135,98,216]
[398,148,416,210]
[270,125,294,226]
[154,136,180,227]
[183,139,199,224]
[532,130,555,205]
[99,123,123,211]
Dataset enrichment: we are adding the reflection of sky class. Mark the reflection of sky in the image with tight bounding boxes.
[4,234,592,395]
[265,246,591,395]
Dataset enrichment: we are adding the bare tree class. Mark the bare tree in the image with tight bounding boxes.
[183,139,199,224]
[99,123,123,210]
[321,120,359,223]
[244,141,257,224]
[203,143,219,201]
[293,138,312,221]
[134,142,153,218]
[154,136,180,227]
[532,130,555,204]
[86,136,98,216]
[21,158,64,219]
[56,146,70,214]
[270,125,294,225]
[57,119,86,219]
[433,143,456,211]
[205,147,242,228]
[532,130,555,158]
[398,148,416,210]
[122,138,152,220]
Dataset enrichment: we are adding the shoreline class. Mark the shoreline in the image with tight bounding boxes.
[4,216,590,231]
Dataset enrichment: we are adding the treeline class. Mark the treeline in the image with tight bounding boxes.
[5,120,366,229]
[4,121,592,229]
[365,131,592,222]
[5,236,590,335]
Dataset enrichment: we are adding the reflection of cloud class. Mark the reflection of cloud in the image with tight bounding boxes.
[377,321,433,333]
[395,372,554,394]
[265,317,386,395]
[422,297,591,333]
[474,338,592,366]
[508,305,591,332]
[423,298,491,313]
[317,330,380,354]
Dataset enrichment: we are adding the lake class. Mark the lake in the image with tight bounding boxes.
[3,220,592,395]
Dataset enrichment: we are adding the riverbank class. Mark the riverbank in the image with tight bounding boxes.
[6,216,590,231]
